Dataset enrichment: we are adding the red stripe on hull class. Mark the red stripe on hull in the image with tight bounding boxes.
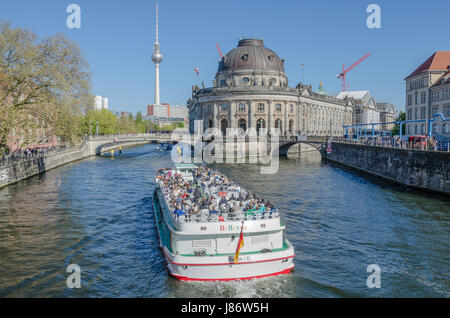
[162,248,295,266]
[170,265,294,282]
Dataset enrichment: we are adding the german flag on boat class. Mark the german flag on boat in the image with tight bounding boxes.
[234,222,244,264]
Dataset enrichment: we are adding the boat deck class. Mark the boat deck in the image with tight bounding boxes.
[156,165,279,224]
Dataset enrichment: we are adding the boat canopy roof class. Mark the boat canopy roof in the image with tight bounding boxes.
[175,164,197,170]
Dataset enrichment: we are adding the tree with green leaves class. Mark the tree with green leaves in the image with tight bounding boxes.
[83,108,117,135]
[177,121,185,129]
[135,111,146,133]
[0,20,92,155]
[392,111,406,136]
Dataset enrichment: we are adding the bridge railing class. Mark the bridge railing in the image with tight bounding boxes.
[84,132,174,141]
[332,136,450,152]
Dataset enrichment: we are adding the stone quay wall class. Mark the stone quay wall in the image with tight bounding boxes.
[0,142,92,189]
[323,142,450,194]
[0,134,174,189]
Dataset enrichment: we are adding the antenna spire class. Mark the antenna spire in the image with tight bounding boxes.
[152,2,163,105]
[155,3,159,44]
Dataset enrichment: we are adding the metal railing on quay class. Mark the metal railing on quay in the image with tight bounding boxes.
[330,137,450,152]
[0,143,78,167]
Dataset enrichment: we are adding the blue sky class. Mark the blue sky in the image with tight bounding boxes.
[1,0,449,114]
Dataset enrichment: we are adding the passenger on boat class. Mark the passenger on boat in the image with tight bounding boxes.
[157,166,277,220]
[173,206,185,217]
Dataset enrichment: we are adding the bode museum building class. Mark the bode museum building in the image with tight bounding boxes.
[188,38,355,137]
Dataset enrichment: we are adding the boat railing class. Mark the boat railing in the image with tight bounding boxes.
[175,209,280,223]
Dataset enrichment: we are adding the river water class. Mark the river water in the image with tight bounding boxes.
[0,144,448,297]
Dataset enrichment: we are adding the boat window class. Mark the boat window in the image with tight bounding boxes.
[192,239,212,247]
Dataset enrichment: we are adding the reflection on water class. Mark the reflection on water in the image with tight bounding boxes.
[0,144,448,297]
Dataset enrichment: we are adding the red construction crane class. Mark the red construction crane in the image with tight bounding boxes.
[337,53,371,92]
[216,43,223,61]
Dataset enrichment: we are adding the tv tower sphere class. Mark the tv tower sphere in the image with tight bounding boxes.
[152,45,163,64]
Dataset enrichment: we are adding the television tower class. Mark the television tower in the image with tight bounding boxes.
[151,3,163,105]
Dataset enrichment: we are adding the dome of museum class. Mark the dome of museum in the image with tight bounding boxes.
[217,39,285,75]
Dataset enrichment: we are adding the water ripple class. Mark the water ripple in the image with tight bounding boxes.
[0,145,448,297]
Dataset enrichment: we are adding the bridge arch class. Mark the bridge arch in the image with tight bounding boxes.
[274,140,325,157]
[87,133,173,155]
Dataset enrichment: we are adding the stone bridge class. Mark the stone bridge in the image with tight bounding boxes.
[89,133,327,157]
[275,138,326,157]
[86,133,174,155]
[178,136,328,158]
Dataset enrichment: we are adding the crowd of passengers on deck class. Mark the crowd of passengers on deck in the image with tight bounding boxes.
[156,166,276,220]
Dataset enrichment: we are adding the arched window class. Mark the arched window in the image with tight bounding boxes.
[221,119,228,136]
[256,119,265,134]
[238,119,246,131]
[274,119,282,135]
[275,119,282,129]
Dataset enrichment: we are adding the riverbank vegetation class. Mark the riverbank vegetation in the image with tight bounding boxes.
[0,20,185,156]
[392,111,406,136]
[0,20,91,155]
[82,109,185,135]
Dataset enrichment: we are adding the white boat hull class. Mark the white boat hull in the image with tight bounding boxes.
[160,244,294,282]
[153,166,295,282]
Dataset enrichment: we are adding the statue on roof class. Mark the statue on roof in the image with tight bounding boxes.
[317,81,329,95]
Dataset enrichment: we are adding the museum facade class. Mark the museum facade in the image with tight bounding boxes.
[188,38,354,137]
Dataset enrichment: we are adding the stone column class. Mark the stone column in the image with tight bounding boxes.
[230,101,237,128]
[268,100,273,132]
[297,103,302,134]
[213,102,217,129]
[248,101,255,130]
[227,100,232,131]
[284,102,288,137]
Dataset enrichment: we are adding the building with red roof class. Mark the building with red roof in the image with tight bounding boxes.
[404,51,450,138]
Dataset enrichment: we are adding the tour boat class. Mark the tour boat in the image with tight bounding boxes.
[153,164,295,281]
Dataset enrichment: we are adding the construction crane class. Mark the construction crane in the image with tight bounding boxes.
[337,53,371,92]
[216,43,223,61]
